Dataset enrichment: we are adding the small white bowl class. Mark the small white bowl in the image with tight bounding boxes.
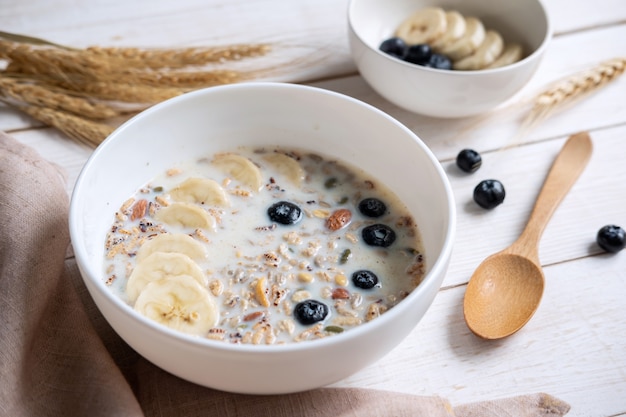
[69,82,456,394]
[348,0,552,118]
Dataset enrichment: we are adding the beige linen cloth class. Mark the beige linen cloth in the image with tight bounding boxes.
[0,130,571,417]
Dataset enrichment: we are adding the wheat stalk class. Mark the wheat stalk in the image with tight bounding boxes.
[494,57,626,151]
[0,32,281,147]
[0,41,115,81]
[1,38,270,82]
[129,68,250,87]
[526,58,625,128]
[84,44,271,69]
[15,104,115,147]
[0,77,122,119]
[51,80,188,103]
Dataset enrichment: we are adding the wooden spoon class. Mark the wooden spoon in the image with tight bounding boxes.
[463,131,593,339]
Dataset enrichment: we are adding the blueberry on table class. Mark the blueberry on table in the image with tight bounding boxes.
[456,149,482,173]
[596,225,625,253]
[267,201,303,225]
[379,37,408,59]
[405,44,432,65]
[424,53,452,70]
[358,198,387,218]
[352,270,379,289]
[294,299,329,325]
[473,179,505,209]
[362,224,396,247]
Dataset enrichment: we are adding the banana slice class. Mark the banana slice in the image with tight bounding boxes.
[136,233,208,262]
[431,11,466,51]
[453,30,504,70]
[263,153,305,186]
[438,16,485,61]
[155,202,215,230]
[395,7,447,45]
[486,43,524,69]
[127,251,207,303]
[212,153,264,192]
[134,275,219,336]
[169,177,229,207]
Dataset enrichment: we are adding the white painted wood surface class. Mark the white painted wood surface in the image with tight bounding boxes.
[1,1,625,415]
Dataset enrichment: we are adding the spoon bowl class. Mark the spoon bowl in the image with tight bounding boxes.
[465,252,544,339]
[464,132,593,339]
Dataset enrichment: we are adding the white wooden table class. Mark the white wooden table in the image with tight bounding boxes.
[1,1,625,415]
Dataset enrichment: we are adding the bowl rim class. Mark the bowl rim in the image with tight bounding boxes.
[347,0,553,75]
[69,81,457,354]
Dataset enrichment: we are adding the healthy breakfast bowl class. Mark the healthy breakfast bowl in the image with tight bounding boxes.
[69,82,456,394]
[348,0,552,118]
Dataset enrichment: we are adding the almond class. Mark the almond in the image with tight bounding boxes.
[130,199,148,221]
[331,287,351,300]
[326,209,352,231]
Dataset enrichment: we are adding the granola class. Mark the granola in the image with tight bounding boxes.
[104,147,426,343]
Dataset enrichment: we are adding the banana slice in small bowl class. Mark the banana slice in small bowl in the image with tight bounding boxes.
[453,30,504,70]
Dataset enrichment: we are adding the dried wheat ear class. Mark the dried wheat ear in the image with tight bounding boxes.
[0,31,273,146]
[524,57,626,130]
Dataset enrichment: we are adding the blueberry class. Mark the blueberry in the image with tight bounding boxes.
[267,201,303,225]
[362,224,396,247]
[473,179,505,209]
[596,225,625,253]
[352,270,379,289]
[424,53,452,70]
[379,37,408,59]
[294,299,329,325]
[456,149,482,173]
[358,198,387,218]
[404,44,432,65]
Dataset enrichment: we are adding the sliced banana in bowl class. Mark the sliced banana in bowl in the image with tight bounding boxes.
[430,10,466,51]
[486,43,524,69]
[134,275,219,336]
[388,7,526,71]
[169,177,229,207]
[395,7,448,45]
[212,153,264,192]
[126,251,208,303]
[136,233,208,262]
[155,202,216,230]
[453,30,504,70]
[436,16,486,61]
[263,152,306,187]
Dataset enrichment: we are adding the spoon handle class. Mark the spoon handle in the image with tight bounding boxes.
[513,132,593,259]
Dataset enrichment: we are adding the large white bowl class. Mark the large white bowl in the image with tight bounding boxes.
[69,82,456,394]
[348,0,552,118]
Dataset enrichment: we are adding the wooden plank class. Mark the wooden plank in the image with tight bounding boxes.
[548,0,626,34]
[0,105,38,131]
[332,252,626,417]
